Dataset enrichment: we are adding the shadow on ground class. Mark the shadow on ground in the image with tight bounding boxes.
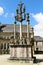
[34,59,43,63]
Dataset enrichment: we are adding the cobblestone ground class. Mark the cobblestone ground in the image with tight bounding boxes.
[0,54,33,65]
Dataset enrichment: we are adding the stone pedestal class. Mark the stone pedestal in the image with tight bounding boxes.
[28,48,32,58]
[17,48,26,58]
[12,48,17,58]
[17,48,21,58]
[9,44,33,62]
[10,47,13,57]
[24,48,27,58]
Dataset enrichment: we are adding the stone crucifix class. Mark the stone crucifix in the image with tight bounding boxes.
[14,2,26,44]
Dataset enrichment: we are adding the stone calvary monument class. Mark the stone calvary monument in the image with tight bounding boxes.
[9,2,34,61]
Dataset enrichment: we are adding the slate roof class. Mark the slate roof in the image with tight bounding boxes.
[2,24,14,32]
[1,24,33,33]
[34,36,43,42]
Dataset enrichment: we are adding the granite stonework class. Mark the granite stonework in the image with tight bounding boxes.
[9,2,35,62]
[10,45,32,61]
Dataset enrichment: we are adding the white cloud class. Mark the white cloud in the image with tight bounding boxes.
[0,7,4,15]
[32,12,43,37]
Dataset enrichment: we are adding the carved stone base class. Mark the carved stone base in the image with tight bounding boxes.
[9,57,33,61]
[9,44,33,62]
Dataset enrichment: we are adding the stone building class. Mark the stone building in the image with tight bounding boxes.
[0,24,34,54]
[0,24,13,54]
[34,36,43,54]
[0,24,43,55]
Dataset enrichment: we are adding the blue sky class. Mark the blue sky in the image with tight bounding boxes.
[0,0,43,25]
[0,0,43,37]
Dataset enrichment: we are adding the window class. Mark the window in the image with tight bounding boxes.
[1,43,3,49]
[7,43,9,49]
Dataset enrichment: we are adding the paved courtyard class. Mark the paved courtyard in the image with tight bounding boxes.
[0,54,43,65]
[0,54,33,65]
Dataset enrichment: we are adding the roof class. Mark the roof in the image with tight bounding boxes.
[2,24,14,32]
[1,24,43,42]
[1,24,33,33]
[34,36,43,42]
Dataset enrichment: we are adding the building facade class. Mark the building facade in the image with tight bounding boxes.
[34,36,43,54]
[0,25,43,54]
[0,24,34,54]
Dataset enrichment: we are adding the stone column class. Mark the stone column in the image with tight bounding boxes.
[26,47,28,58]
[9,44,14,58]
[14,22,16,39]
[26,47,32,59]
[26,47,32,58]
[23,48,27,58]
[17,47,21,58]
[28,47,32,58]
[20,22,22,44]
[20,22,22,40]
[21,48,24,58]
[14,48,17,58]
[10,47,13,57]
[27,21,30,44]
